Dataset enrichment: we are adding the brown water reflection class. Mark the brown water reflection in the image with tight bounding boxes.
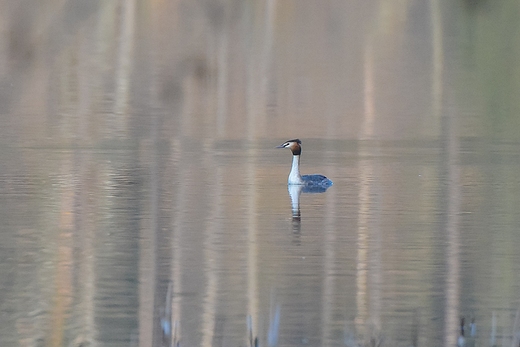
[2,1,520,347]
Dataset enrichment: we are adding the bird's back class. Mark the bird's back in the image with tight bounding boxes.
[301,174,333,187]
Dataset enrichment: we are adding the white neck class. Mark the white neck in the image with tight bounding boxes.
[288,155,304,185]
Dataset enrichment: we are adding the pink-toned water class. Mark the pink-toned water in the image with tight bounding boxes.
[1,1,520,346]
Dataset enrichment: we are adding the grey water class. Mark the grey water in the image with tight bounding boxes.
[1,1,520,347]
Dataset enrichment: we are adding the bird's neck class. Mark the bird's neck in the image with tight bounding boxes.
[288,155,303,185]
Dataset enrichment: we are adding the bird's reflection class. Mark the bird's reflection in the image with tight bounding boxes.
[288,185,303,221]
[288,184,331,237]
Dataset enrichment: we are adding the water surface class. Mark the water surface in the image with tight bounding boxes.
[1,1,520,347]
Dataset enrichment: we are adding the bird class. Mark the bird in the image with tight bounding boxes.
[276,139,333,187]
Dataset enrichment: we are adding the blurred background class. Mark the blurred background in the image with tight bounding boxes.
[1,0,520,346]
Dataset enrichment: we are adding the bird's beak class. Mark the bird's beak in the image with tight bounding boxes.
[276,144,285,148]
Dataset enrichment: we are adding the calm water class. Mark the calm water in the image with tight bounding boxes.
[1,1,520,347]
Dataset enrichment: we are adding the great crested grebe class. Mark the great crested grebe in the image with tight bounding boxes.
[276,139,333,187]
